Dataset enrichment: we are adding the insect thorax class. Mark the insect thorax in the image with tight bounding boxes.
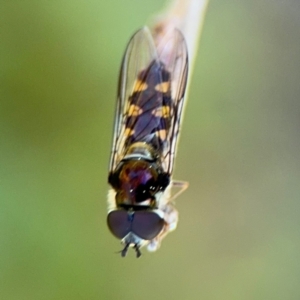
[108,142,170,207]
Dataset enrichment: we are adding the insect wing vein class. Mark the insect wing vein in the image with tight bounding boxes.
[153,28,189,174]
[109,27,160,172]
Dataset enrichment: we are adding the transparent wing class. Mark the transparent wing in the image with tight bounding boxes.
[154,28,189,174]
[109,27,161,172]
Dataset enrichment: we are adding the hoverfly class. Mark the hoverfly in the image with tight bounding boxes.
[107,26,189,257]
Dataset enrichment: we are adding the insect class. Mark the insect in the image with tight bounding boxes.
[107,26,189,257]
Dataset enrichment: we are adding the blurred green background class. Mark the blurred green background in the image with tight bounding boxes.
[1,0,300,299]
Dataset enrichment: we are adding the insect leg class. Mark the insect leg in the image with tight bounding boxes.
[169,180,189,201]
[147,191,179,252]
[147,203,178,252]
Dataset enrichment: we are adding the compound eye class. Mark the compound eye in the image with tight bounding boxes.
[131,211,164,240]
[107,210,164,242]
[107,210,131,239]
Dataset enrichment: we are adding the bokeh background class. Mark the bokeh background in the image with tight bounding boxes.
[1,0,300,299]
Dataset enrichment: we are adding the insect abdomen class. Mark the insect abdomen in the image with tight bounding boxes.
[124,61,172,150]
